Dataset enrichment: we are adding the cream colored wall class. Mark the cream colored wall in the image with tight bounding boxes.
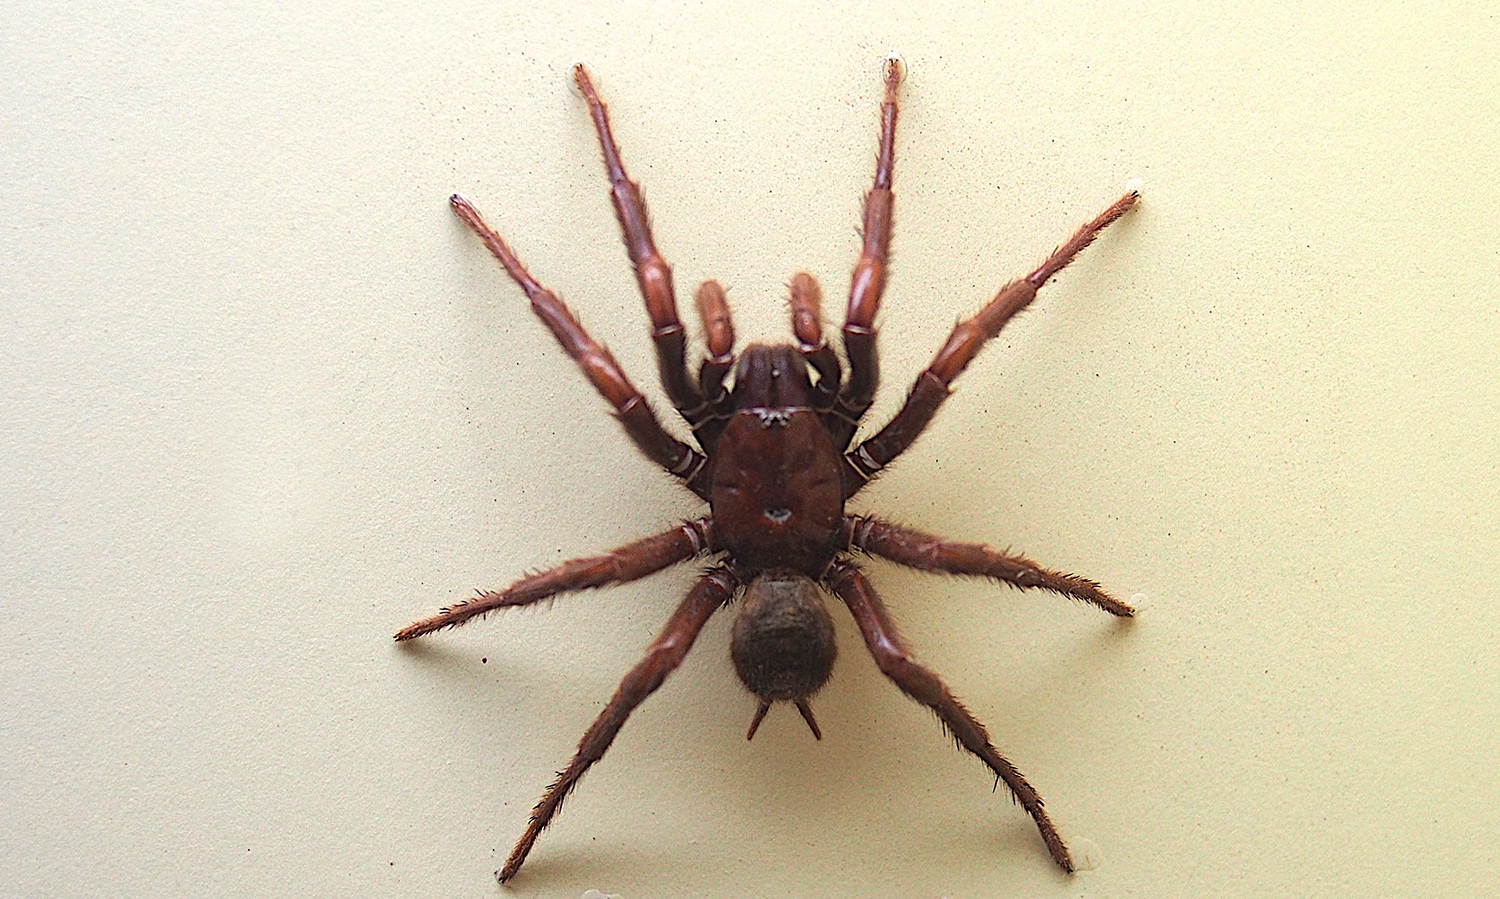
[4,2,1497,897]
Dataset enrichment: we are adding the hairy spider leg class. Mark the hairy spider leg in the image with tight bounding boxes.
[498,568,736,882]
[826,561,1075,872]
[842,515,1134,617]
[843,190,1139,496]
[573,65,715,439]
[394,518,716,640]
[831,56,903,450]
[448,195,710,498]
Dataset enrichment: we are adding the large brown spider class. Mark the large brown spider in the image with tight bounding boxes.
[397,58,1138,882]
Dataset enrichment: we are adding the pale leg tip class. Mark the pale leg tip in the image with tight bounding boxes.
[569,61,594,97]
[884,52,907,84]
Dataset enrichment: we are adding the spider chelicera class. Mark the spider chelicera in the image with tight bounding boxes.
[397,58,1138,882]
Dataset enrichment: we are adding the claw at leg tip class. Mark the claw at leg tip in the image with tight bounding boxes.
[570,61,594,96]
[884,52,907,85]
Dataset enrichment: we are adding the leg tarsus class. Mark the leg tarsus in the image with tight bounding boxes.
[1026,190,1140,289]
[826,561,1075,872]
[498,567,735,882]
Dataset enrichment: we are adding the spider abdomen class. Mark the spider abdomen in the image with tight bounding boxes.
[731,573,837,703]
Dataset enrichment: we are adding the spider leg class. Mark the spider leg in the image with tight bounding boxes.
[573,65,712,435]
[498,567,736,882]
[842,191,1139,497]
[831,56,903,450]
[842,515,1133,616]
[394,519,715,641]
[449,196,709,498]
[826,560,1076,873]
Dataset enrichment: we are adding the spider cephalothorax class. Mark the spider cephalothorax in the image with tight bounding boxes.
[397,59,1138,883]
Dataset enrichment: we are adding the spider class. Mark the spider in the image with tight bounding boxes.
[397,58,1138,883]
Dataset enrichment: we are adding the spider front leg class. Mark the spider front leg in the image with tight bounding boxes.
[448,196,709,497]
[843,515,1133,616]
[499,567,736,882]
[826,561,1075,873]
[843,190,1139,495]
[831,56,903,450]
[394,518,715,640]
[573,65,715,439]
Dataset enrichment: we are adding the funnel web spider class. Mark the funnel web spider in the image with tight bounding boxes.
[398,58,1138,882]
